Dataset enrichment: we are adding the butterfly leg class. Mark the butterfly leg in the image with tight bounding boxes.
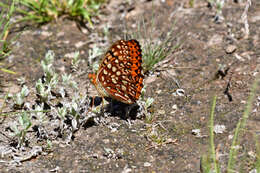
[101,96,105,114]
[92,96,95,108]
[87,96,103,114]
[125,104,137,126]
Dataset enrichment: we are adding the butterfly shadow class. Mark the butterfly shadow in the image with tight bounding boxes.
[89,96,140,120]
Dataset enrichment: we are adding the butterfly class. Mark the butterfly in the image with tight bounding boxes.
[88,39,144,105]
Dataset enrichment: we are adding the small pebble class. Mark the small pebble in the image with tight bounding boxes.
[225,45,237,54]
[144,162,151,167]
[213,124,226,134]
[158,109,165,115]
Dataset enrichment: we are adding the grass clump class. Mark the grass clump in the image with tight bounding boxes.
[0,0,19,75]
[0,0,16,59]
[0,0,105,26]
[124,11,182,73]
[227,76,259,172]
[141,29,180,74]
[201,75,259,173]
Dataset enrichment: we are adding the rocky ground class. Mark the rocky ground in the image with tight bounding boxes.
[0,0,260,172]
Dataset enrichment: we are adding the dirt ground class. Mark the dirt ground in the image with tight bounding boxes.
[1,0,260,172]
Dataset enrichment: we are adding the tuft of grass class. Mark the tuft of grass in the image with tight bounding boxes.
[126,14,181,73]
[227,75,259,173]
[202,74,259,172]
[0,0,18,75]
[0,0,105,26]
[0,0,16,59]
[141,32,181,73]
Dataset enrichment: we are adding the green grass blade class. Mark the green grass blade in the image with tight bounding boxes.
[0,11,5,39]
[0,68,16,74]
[227,75,259,172]
[254,135,260,172]
[209,95,220,173]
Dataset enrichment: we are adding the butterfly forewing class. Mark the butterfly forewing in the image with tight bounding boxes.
[95,39,144,104]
